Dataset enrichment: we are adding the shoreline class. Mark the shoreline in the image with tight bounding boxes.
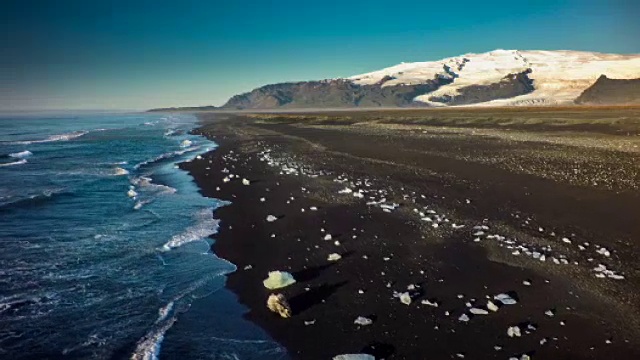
[180,110,640,359]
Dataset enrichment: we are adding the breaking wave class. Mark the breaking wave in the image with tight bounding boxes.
[0,188,70,209]
[131,176,177,194]
[114,167,130,176]
[134,146,200,170]
[0,159,27,167]
[9,150,32,158]
[10,130,89,145]
[160,209,219,251]
[130,316,177,360]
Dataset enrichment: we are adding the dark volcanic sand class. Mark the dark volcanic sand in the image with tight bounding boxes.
[180,109,640,359]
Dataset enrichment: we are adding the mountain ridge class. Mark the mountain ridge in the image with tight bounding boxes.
[150,49,640,111]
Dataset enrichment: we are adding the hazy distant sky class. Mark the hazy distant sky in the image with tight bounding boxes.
[1,0,638,110]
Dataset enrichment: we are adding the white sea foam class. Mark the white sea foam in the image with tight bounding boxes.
[0,159,27,167]
[156,301,174,323]
[9,150,32,158]
[114,167,129,176]
[11,130,88,145]
[131,176,177,194]
[130,316,177,360]
[131,276,221,360]
[134,200,152,210]
[160,209,219,251]
[134,146,200,169]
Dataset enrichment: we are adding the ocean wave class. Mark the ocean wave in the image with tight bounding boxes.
[0,159,27,167]
[130,316,177,360]
[133,199,152,210]
[131,176,177,195]
[9,150,32,158]
[131,276,219,360]
[9,130,88,145]
[0,188,69,209]
[114,167,129,176]
[156,301,174,323]
[134,146,200,170]
[160,209,218,251]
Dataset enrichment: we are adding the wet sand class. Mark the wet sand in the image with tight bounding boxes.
[180,108,640,359]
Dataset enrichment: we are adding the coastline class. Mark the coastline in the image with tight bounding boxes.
[180,110,640,359]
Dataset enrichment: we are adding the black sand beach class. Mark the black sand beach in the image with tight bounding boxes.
[180,108,640,359]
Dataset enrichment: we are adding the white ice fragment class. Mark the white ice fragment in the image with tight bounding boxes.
[507,326,522,337]
[470,308,489,315]
[494,293,517,305]
[421,299,439,307]
[263,271,296,289]
[310,206,318,211]
[324,234,333,241]
[260,197,266,202]
[266,215,278,222]
[127,189,138,198]
[458,314,470,322]
[338,187,353,194]
[327,253,342,262]
[487,300,499,312]
[354,316,373,326]
[242,178,250,185]
[399,292,412,305]
[333,355,375,360]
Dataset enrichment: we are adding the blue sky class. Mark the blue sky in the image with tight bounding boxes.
[1,0,638,110]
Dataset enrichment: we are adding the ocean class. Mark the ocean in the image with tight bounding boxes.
[0,112,286,359]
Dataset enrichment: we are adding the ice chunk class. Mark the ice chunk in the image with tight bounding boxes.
[399,292,412,305]
[324,234,333,241]
[458,314,470,322]
[242,178,250,185]
[487,300,499,312]
[266,293,291,318]
[507,326,522,337]
[327,253,342,261]
[263,271,296,289]
[470,308,489,315]
[354,316,373,326]
[333,355,375,360]
[266,215,278,222]
[494,293,517,305]
[421,299,439,307]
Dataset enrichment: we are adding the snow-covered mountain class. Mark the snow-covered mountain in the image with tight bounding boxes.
[349,49,640,106]
[220,49,640,109]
